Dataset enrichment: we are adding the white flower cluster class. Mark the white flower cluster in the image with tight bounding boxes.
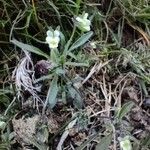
[46,30,60,49]
[75,13,91,32]
[120,137,132,150]
[46,12,91,49]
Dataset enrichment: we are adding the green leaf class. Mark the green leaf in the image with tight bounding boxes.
[59,31,66,50]
[50,48,59,63]
[96,134,112,150]
[55,68,65,75]
[11,39,49,59]
[0,89,13,95]
[68,86,83,109]
[36,125,49,143]
[0,94,10,106]
[0,143,10,149]
[65,61,89,67]
[68,52,78,60]
[141,134,150,147]
[117,101,134,120]
[76,134,98,150]
[68,31,93,52]
[34,74,53,83]
[46,75,58,108]
[29,137,48,150]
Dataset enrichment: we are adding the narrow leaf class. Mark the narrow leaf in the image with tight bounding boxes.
[30,137,48,150]
[46,75,58,108]
[68,86,83,109]
[68,31,93,51]
[141,134,150,147]
[96,134,112,150]
[65,61,89,67]
[11,39,49,59]
[50,48,59,63]
[76,134,98,150]
[117,101,134,120]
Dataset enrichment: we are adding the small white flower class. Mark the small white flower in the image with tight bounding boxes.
[120,137,132,150]
[0,121,6,129]
[90,41,96,49]
[76,13,91,32]
[46,29,60,49]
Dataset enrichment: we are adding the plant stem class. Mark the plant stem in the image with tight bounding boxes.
[76,0,81,15]
[64,25,76,54]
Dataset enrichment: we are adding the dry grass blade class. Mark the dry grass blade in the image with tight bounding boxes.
[82,60,112,84]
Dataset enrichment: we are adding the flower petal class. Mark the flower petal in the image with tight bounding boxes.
[76,12,91,32]
[84,13,88,19]
[46,30,53,37]
[83,25,90,31]
[76,17,82,22]
[48,37,60,49]
[49,41,59,49]
[54,36,60,42]
[46,36,52,43]
[54,30,60,37]
[85,19,91,26]
[49,43,58,49]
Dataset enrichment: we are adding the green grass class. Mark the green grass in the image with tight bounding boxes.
[0,0,150,149]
